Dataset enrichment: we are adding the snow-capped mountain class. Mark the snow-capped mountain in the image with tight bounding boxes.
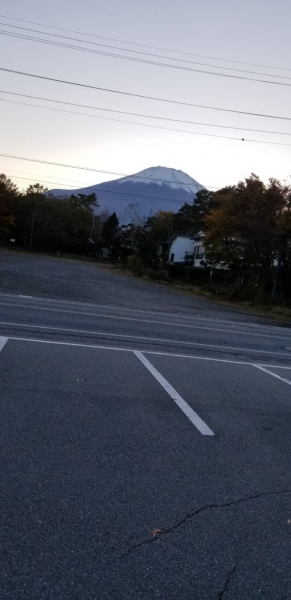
[50,166,205,222]
[119,167,203,195]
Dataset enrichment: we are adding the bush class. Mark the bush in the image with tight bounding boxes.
[167,264,211,284]
[146,269,170,281]
[126,255,145,276]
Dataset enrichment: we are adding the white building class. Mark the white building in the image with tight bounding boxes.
[168,232,205,267]
[168,234,195,264]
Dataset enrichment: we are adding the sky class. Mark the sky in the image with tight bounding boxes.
[0,0,291,194]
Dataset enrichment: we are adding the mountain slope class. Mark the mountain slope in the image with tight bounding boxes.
[50,166,205,222]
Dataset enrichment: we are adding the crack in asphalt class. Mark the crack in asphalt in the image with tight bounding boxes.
[121,489,291,558]
[218,558,239,599]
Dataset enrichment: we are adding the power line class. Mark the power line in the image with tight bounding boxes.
[1,167,89,189]
[3,172,215,204]
[1,22,291,81]
[2,30,291,87]
[1,12,290,73]
[3,168,220,195]
[2,67,291,122]
[1,90,291,137]
[4,174,77,188]
[1,167,92,186]
[0,153,206,189]
[2,96,291,147]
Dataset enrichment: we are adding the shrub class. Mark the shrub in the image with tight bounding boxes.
[126,255,145,275]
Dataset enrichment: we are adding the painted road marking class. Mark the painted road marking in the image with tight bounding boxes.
[4,335,291,434]
[134,350,214,436]
[0,320,291,358]
[0,336,8,352]
[9,336,133,352]
[6,335,291,369]
[254,364,291,387]
[0,301,290,341]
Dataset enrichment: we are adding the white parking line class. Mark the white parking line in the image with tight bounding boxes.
[6,335,291,369]
[1,320,291,358]
[254,364,291,387]
[134,350,215,436]
[9,336,133,352]
[3,335,291,433]
[0,336,8,352]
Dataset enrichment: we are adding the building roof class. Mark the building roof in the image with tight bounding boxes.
[192,231,205,241]
[167,233,193,243]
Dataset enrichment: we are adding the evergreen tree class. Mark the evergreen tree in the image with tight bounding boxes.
[173,189,215,234]
[100,212,120,259]
[0,174,17,241]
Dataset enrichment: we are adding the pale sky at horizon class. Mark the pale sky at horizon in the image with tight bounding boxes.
[1,0,291,194]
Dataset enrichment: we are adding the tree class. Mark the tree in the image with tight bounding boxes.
[272,192,291,297]
[173,189,215,234]
[0,174,18,241]
[137,210,174,265]
[100,212,120,259]
[69,192,98,212]
[24,184,49,249]
[204,175,291,294]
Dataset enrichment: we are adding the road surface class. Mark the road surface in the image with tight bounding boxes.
[1,250,291,599]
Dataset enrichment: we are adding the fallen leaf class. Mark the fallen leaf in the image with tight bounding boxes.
[151,528,162,537]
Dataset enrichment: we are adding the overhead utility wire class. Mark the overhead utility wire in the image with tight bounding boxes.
[2,30,291,87]
[1,22,291,80]
[2,67,291,122]
[1,90,291,137]
[3,168,220,194]
[2,167,93,186]
[2,97,291,147]
[7,174,206,203]
[0,154,207,189]
[4,174,211,203]
[1,13,290,73]
[8,174,76,188]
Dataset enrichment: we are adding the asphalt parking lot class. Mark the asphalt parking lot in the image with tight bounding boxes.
[1,331,291,600]
[1,251,291,599]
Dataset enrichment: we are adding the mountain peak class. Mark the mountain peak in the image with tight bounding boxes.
[118,166,204,195]
[50,165,205,222]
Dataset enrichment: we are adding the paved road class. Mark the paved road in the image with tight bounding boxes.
[1,250,291,599]
[0,248,285,324]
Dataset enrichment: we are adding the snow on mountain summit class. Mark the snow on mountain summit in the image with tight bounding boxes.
[118,166,204,195]
[50,166,205,222]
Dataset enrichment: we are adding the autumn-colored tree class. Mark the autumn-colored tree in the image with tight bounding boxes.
[204,174,291,292]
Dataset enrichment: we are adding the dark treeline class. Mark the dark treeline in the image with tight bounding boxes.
[0,174,102,254]
[0,173,175,261]
[1,173,291,302]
